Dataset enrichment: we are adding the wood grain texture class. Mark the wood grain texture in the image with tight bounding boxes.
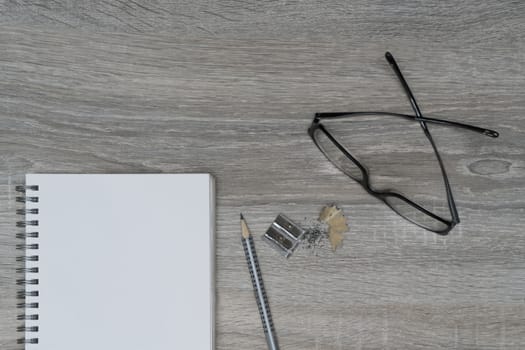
[1,1,524,349]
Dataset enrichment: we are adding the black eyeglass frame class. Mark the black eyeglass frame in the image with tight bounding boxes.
[308,52,499,235]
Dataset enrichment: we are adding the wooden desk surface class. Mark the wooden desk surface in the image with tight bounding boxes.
[1,2,524,349]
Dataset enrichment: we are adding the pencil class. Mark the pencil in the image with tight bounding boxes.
[240,214,280,350]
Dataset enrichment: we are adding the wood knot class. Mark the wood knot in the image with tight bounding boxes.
[468,159,511,175]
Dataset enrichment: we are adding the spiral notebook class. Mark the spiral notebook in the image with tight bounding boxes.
[17,174,215,350]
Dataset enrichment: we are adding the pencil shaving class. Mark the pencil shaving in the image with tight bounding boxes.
[326,215,348,232]
[319,205,342,222]
[328,228,344,251]
[319,204,349,251]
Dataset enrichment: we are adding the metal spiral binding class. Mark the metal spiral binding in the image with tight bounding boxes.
[16,185,39,345]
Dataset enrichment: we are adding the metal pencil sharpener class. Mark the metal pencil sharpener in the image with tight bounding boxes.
[263,214,305,258]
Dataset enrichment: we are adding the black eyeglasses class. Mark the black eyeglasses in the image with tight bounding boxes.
[308,52,499,235]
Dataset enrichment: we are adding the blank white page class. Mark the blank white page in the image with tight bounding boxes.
[24,174,215,350]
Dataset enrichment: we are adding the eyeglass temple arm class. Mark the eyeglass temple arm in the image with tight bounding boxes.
[384,51,499,138]
[411,116,499,137]
[314,112,499,138]
[386,51,461,223]
[385,52,424,118]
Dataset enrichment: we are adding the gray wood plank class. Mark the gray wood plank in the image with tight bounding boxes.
[1,3,524,349]
[0,1,524,45]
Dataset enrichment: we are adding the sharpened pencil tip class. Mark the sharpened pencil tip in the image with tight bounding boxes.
[240,214,250,238]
